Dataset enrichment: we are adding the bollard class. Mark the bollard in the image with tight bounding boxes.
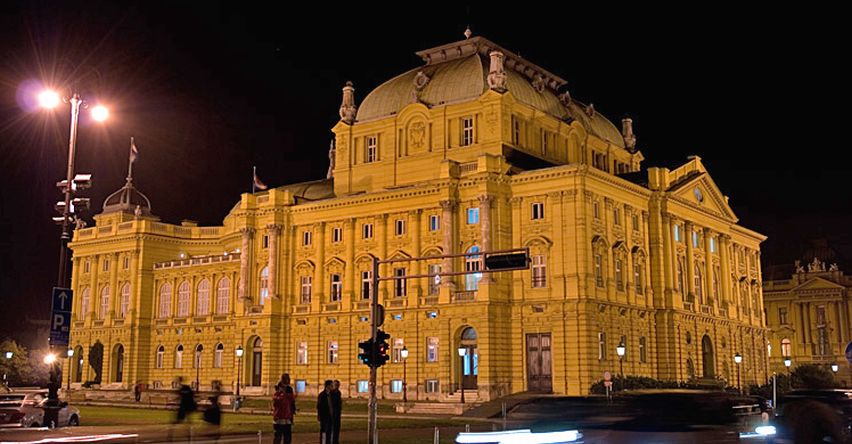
[502,402,507,430]
[257,430,262,444]
[465,423,470,432]
[433,426,439,444]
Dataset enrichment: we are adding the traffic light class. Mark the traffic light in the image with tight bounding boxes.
[484,252,530,271]
[374,329,391,368]
[358,338,374,367]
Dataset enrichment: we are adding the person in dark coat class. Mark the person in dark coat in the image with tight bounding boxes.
[330,380,342,444]
[175,376,197,423]
[316,380,335,444]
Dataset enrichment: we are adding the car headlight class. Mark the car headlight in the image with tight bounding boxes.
[456,428,582,443]
[739,425,776,439]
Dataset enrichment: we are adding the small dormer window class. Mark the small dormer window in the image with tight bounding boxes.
[461,117,475,146]
[366,136,378,163]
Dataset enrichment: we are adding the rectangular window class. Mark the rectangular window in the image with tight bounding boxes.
[779,307,788,325]
[461,117,474,146]
[123,256,130,270]
[635,263,644,295]
[327,341,338,364]
[332,227,342,243]
[427,337,439,362]
[632,214,639,231]
[818,327,829,355]
[302,231,312,246]
[295,380,306,393]
[425,379,439,393]
[390,380,403,393]
[361,271,372,300]
[428,264,441,296]
[531,255,546,288]
[692,231,699,248]
[297,342,308,365]
[639,337,647,363]
[214,347,223,368]
[84,260,91,273]
[541,129,548,155]
[429,215,440,231]
[816,305,826,325]
[103,259,110,272]
[710,237,717,253]
[598,332,607,360]
[614,208,621,226]
[357,380,369,393]
[674,225,682,242]
[362,223,373,239]
[392,338,405,363]
[593,202,600,220]
[366,136,377,163]
[330,274,342,302]
[531,202,544,220]
[394,219,405,236]
[467,207,480,224]
[594,254,604,288]
[394,268,407,297]
[262,235,269,249]
[156,350,164,369]
[615,259,624,291]
[300,276,312,304]
[512,116,521,145]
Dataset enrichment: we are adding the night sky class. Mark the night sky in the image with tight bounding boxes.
[0,3,847,347]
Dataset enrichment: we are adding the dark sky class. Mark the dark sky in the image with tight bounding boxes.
[0,3,847,346]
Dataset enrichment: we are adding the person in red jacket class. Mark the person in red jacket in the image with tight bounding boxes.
[272,375,296,444]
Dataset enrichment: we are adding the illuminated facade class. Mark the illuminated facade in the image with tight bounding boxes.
[67,35,768,399]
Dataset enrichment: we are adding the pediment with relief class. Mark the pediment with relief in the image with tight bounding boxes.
[668,170,737,221]
[790,276,845,293]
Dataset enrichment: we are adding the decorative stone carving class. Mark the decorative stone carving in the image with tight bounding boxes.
[807,257,826,272]
[408,121,426,150]
[487,51,507,92]
[829,263,839,271]
[621,117,637,152]
[531,75,545,93]
[585,103,595,117]
[794,260,805,273]
[326,139,335,180]
[338,81,357,124]
[413,71,430,91]
[559,91,572,107]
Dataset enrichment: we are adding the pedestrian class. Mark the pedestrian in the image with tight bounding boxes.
[317,380,335,444]
[175,376,197,423]
[133,381,143,402]
[203,380,223,442]
[331,380,342,444]
[273,376,296,444]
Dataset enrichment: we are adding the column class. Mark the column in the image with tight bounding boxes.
[703,228,713,311]
[478,195,494,284]
[70,257,80,320]
[345,219,356,307]
[316,223,326,308]
[267,224,281,299]
[719,235,731,316]
[410,210,422,297]
[87,256,99,324]
[107,253,119,321]
[238,227,255,302]
[661,214,675,306]
[129,251,140,319]
[684,222,695,307]
[439,200,456,291]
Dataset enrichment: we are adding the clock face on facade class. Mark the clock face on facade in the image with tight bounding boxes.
[694,187,704,203]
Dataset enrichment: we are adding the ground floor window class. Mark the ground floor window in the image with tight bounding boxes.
[295,380,307,393]
[357,380,369,393]
[425,379,440,393]
[390,380,403,393]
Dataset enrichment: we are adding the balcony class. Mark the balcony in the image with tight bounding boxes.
[324,302,340,312]
[420,296,438,306]
[294,305,310,314]
[452,291,476,303]
[700,305,713,315]
[683,302,694,312]
[388,299,405,308]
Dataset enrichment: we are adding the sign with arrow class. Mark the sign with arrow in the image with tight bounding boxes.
[49,287,73,348]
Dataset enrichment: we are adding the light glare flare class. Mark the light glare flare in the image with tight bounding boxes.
[91,105,109,122]
[38,90,60,109]
[43,353,57,364]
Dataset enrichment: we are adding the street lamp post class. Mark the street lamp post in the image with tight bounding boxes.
[784,357,792,390]
[457,347,467,404]
[66,349,74,391]
[2,351,12,386]
[616,342,626,391]
[734,353,743,394]
[235,346,244,410]
[400,346,409,403]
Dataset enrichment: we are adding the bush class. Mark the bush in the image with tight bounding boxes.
[589,375,732,395]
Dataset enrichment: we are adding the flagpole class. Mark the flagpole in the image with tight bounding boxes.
[252,165,256,194]
[128,137,135,181]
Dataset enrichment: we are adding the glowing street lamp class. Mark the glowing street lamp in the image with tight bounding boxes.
[43,353,57,365]
[616,342,626,391]
[400,346,409,402]
[90,105,109,122]
[66,349,74,390]
[2,351,12,385]
[457,346,467,404]
[38,90,61,109]
[234,346,244,410]
[734,353,742,393]
[831,363,839,373]
[784,357,792,390]
[3,351,11,360]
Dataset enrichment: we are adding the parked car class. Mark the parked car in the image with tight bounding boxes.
[0,391,80,428]
[775,389,852,444]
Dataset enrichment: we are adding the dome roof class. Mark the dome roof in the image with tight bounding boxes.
[102,178,152,216]
[355,37,625,148]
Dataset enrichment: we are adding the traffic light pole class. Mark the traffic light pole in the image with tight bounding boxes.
[368,257,379,444]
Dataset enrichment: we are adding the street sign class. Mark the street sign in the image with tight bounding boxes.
[49,287,73,348]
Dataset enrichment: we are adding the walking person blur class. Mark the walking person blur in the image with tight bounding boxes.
[203,380,223,442]
[133,381,143,402]
[169,376,197,441]
[317,380,335,444]
[272,377,296,444]
[330,380,342,444]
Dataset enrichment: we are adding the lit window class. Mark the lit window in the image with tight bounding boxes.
[216,278,230,314]
[300,276,312,304]
[710,237,717,253]
[99,286,110,320]
[598,332,607,360]
[390,380,403,393]
[531,202,544,220]
[674,225,681,242]
[332,227,342,243]
[328,341,339,364]
[159,283,172,318]
[330,274,342,302]
[594,253,604,288]
[174,345,184,369]
[214,343,224,368]
[635,262,644,295]
[119,283,131,318]
[427,337,439,362]
[692,231,699,248]
[196,279,210,316]
[177,281,190,317]
[461,117,475,146]
[465,246,482,291]
[394,268,407,297]
[361,271,372,300]
[426,379,440,393]
[694,264,703,302]
[428,264,441,295]
[781,338,791,357]
[429,215,440,231]
[392,338,405,363]
[467,207,479,224]
[259,266,269,305]
[297,342,308,365]
[615,259,624,292]
[366,136,377,163]
[362,223,373,239]
[302,231,312,246]
[156,345,164,369]
[80,287,90,317]
[357,380,369,393]
[532,255,546,288]
[395,219,405,236]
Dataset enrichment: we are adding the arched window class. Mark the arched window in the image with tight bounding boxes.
[464,246,482,291]
[259,266,269,306]
[781,338,791,357]
[73,346,84,383]
[177,281,190,317]
[216,278,230,314]
[80,287,90,318]
[251,337,263,386]
[156,345,165,369]
[159,283,172,318]
[196,279,210,316]
[119,283,130,318]
[694,264,704,303]
[175,344,184,369]
[634,259,645,295]
[531,255,546,288]
[99,286,110,320]
[194,344,203,369]
[214,343,224,368]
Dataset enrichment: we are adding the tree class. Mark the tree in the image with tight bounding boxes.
[0,339,33,387]
[791,364,838,389]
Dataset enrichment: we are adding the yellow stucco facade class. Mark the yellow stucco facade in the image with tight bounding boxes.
[67,35,769,400]
[763,258,852,385]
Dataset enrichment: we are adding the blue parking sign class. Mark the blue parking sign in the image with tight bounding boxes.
[50,287,73,348]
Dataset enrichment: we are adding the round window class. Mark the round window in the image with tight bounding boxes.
[694,188,704,202]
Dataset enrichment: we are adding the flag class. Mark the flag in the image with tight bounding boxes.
[130,137,139,163]
[253,167,268,191]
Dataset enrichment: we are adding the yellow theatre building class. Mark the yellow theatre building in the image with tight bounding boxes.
[66,34,769,400]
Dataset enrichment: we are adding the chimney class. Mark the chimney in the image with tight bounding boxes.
[338,81,357,124]
[622,117,637,152]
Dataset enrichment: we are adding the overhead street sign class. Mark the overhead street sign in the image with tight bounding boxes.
[49,287,73,348]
